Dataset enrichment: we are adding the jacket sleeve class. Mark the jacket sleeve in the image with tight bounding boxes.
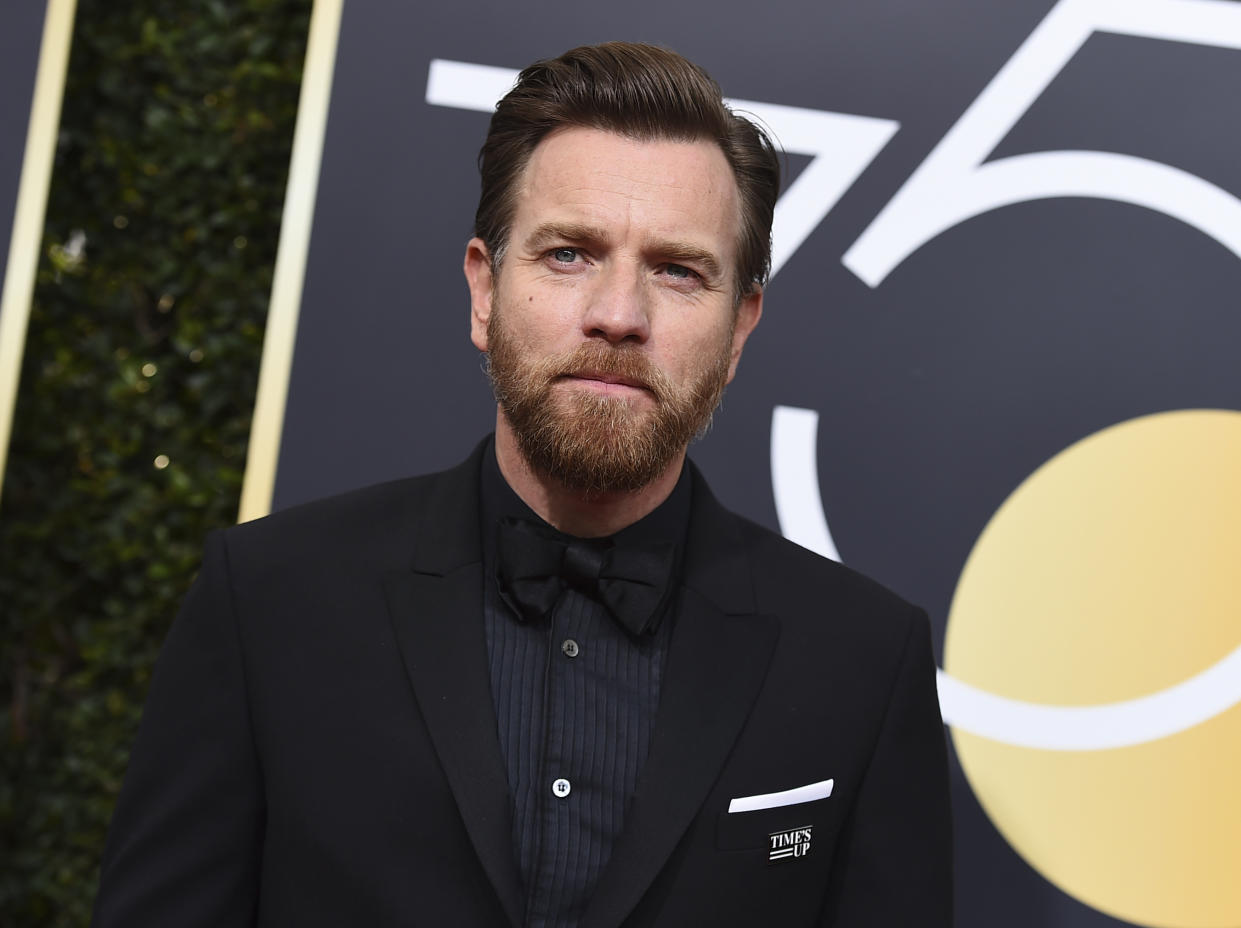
[818,608,954,926]
[91,529,264,927]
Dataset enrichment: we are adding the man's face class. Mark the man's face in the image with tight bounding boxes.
[465,127,762,493]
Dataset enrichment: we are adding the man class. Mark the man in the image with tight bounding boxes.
[93,43,952,927]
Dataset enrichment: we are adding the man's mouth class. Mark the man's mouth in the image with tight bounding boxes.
[560,370,651,394]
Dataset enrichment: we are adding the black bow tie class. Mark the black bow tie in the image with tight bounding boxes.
[495,516,676,637]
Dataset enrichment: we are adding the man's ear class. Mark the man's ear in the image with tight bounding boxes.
[726,287,763,383]
[464,237,495,351]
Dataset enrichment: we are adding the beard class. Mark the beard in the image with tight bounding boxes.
[485,307,733,494]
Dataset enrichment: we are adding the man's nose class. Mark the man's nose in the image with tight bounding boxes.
[581,263,651,344]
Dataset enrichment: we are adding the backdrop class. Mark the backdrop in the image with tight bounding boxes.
[253,0,1241,925]
[0,4,45,277]
[0,0,68,498]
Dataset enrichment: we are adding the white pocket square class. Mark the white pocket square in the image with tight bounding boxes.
[727,778,834,813]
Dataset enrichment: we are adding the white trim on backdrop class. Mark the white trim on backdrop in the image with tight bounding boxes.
[238,0,345,523]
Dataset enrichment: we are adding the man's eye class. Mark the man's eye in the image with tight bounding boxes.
[551,247,578,263]
[664,263,695,280]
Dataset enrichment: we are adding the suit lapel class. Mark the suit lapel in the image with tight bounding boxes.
[583,467,780,928]
[382,444,524,928]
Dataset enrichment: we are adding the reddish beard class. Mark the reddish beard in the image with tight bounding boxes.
[485,309,733,493]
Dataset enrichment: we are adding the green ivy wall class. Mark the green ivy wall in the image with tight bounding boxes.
[0,3,311,923]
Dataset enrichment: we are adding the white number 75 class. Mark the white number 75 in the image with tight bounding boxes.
[427,0,1241,290]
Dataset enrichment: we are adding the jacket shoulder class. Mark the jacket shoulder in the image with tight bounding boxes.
[733,513,918,617]
[219,450,479,577]
[714,509,928,674]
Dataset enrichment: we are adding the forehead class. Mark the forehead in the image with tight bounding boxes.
[512,127,741,260]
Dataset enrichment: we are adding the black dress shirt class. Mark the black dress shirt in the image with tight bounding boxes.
[479,444,691,928]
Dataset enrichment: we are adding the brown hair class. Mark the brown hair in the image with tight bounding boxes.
[474,42,780,303]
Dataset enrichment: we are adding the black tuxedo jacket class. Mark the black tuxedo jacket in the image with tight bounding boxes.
[93,442,952,927]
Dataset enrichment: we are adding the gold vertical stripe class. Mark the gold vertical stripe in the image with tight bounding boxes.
[0,0,78,504]
[237,0,345,523]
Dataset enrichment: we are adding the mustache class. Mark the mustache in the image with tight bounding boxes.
[547,344,672,399]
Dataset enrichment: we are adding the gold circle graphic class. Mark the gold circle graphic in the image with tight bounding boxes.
[945,409,1241,928]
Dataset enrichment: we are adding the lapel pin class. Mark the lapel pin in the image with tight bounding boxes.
[768,825,813,863]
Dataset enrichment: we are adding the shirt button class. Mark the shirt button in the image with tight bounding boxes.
[561,638,580,658]
[551,778,571,798]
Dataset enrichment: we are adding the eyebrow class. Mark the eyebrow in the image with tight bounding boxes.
[649,239,725,284]
[523,221,727,284]
[524,221,610,252]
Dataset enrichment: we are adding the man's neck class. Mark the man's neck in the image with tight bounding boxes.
[492,414,685,538]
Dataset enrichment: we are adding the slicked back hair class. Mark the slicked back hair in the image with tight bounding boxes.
[474,42,781,305]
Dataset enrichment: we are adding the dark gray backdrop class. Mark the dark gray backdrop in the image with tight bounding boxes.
[0,0,50,322]
[270,1,1241,925]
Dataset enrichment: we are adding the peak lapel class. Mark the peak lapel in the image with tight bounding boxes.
[382,443,524,927]
[582,468,780,928]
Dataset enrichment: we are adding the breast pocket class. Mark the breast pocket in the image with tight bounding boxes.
[715,796,835,854]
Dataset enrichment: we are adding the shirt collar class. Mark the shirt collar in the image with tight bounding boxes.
[478,435,693,563]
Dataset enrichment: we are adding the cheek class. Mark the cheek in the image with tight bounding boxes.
[493,301,575,359]
[663,327,732,382]
[704,317,740,358]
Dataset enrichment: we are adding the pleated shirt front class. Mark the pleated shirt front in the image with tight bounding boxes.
[479,446,689,928]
